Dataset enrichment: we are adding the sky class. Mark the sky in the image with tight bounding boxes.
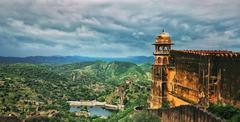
[0,0,239,57]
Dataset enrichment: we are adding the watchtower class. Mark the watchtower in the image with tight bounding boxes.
[149,30,174,108]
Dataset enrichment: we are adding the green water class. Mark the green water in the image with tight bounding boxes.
[70,106,112,117]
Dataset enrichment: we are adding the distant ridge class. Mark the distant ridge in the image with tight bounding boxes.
[0,56,154,64]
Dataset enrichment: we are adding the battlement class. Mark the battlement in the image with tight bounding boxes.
[172,50,240,58]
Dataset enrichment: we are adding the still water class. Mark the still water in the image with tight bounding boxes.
[70,106,112,117]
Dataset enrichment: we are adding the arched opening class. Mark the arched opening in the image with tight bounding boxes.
[163,57,168,64]
[157,57,161,64]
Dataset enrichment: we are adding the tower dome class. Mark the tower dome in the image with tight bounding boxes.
[155,31,172,44]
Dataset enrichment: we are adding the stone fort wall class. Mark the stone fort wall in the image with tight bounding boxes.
[169,50,240,108]
[149,105,224,122]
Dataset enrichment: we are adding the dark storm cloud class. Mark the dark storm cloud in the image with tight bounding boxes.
[0,0,239,57]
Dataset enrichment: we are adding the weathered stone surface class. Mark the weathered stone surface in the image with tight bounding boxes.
[169,50,240,108]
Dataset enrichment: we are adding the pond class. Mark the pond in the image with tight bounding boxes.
[69,106,113,117]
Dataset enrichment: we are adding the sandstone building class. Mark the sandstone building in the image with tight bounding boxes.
[149,31,240,109]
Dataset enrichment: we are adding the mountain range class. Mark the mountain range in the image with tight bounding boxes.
[0,56,154,64]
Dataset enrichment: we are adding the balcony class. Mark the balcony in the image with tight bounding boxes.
[153,51,170,55]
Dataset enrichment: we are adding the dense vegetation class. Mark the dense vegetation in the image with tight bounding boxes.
[208,103,240,121]
[0,61,152,121]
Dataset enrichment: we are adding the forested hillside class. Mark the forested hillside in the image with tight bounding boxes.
[0,61,152,121]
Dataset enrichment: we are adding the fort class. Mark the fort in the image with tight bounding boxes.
[148,31,240,121]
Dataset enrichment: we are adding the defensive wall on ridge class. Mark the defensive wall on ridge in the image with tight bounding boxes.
[148,105,224,122]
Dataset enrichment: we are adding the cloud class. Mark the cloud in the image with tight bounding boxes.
[132,32,144,39]
[0,0,239,57]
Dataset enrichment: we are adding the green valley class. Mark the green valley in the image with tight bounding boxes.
[0,61,154,121]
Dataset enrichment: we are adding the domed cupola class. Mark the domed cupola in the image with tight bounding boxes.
[155,30,172,44]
